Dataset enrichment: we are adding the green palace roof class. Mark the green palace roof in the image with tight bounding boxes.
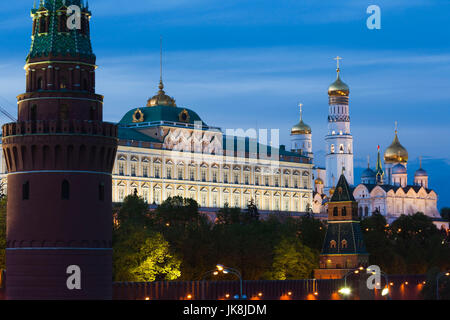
[118,106,206,127]
[28,0,94,61]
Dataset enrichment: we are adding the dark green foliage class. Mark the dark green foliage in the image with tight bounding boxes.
[421,267,450,300]
[361,212,450,275]
[441,208,450,221]
[114,194,326,281]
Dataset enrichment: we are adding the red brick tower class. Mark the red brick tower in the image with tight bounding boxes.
[2,1,117,299]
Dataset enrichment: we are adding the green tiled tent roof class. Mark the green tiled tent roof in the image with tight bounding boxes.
[321,222,368,255]
[330,174,356,202]
[28,0,94,61]
[118,106,206,126]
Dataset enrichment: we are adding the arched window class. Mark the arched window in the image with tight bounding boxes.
[330,144,335,153]
[61,180,70,200]
[22,181,30,200]
[342,207,347,216]
[365,207,369,217]
[341,239,348,249]
[330,240,337,248]
[339,144,344,154]
[333,207,338,216]
[37,77,43,90]
[359,207,363,217]
[60,77,67,89]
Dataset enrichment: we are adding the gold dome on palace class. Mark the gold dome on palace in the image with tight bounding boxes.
[315,178,323,185]
[291,119,312,135]
[147,80,177,107]
[328,71,350,96]
[384,132,408,164]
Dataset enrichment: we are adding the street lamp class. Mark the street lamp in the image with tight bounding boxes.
[216,264,245,300]
[436,271,450,300]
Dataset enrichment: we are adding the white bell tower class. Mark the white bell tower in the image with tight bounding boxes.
[325,57,354,191]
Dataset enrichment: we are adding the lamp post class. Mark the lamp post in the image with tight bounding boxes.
[200,269,221,300]
[341,266,390,300]
[217,264,245,299]
[436,271,450,300]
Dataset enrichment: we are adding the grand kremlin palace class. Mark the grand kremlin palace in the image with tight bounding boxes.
[49,80,315,214]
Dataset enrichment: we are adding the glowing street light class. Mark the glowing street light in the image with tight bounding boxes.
[338,287,351,295]
[381,287,389,296]
[436,271,450,300]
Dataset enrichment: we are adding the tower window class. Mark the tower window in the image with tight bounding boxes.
[99,183,105,201]
[330,240,337,249]
[59,104,69,121]
[339,144,344,153]
[37,77,43,90]
[31,105,37,121]
[61,180,70,200]
[22,181,30,200]
[341,239,348,249]
[342,207,347,216]
[330,144,335,153]
[59,13,68,32]
[83,78,89,91]
[90,106,96,121]
[333,207,338,216]
[60,77,67,89]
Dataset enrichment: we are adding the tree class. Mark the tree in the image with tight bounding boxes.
[116,192,151,229]
[113,228,181,282]
[422,267,450,300]
[153,196,204,228]
[441,208,450,222]
[390,212,447,274]
[129,233,181,282]
[270,237,318,280]
[216,204,243,225]
[361,213,406,274]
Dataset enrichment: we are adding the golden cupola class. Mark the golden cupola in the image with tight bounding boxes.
[291,103,312,135]
[147,79,177,107]
[384,125,408,164]
[328,69,350,97]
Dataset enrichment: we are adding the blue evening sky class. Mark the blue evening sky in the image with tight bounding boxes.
[0,0,449,208]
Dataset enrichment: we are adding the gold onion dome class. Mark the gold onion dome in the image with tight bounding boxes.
[328,70,350,96]
[384,130,408,164]
[291,104,312,135]
[315,178,323,185]
[147,80,177,107]
[291,119,312,135]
